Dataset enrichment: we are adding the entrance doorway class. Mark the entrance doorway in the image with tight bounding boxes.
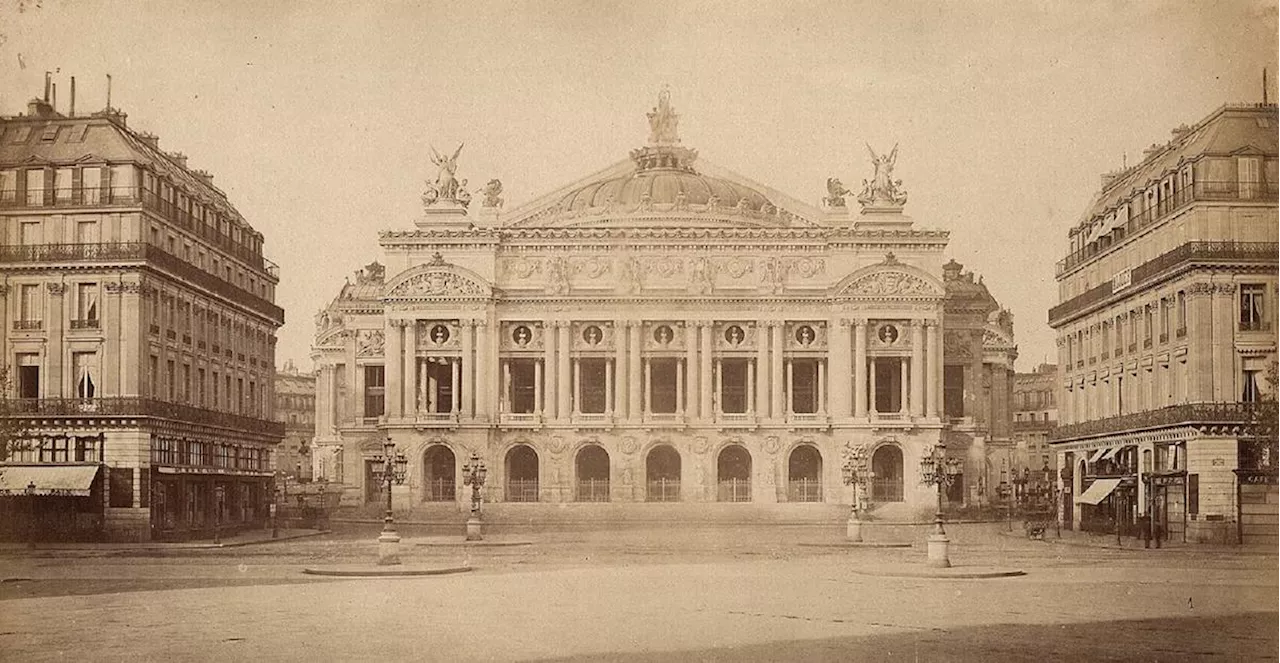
[646,445,681,502]
[787,445,822,502]
[423,445,455,502]
[717,445,752,502]
[505,445,539,502]
[871,445,903,502]
[575,445,610,502]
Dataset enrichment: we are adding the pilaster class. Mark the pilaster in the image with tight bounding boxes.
[403,320,417,416]
[770,321,784,421]
[910,320,924,417]
[699,322,713,421]
[853,318,868,418]
[46,281,66,396]
[556,321,571,420]
[386,319,404,418]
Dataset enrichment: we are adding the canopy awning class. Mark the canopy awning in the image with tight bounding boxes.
[0,465,100,497]
[1088,448,1110,463]
[1075,478,1122,505]
[1099,446,1123,461]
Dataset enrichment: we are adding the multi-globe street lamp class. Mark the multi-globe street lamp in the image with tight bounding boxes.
[462,451,488,541]
[841,444,872,542]
[371,437,409,565]
[919,442,963,568]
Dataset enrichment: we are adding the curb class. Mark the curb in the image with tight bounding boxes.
[849,565,1026,579]
[301,565,474,578]
[798,542,914,549]
[995,529,1280,556]
[415,539,534,548]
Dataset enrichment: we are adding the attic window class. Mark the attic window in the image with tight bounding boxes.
[67,124,89,143]
[40,125,59,142]
[10,127,31,143]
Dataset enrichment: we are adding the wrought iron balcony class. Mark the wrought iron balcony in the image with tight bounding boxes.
[0,397,285,437]
[1050,241,1278,325]
[412,411,459,427]
[69,318,100,330]
[1050,401,1276,442]
[643,412,686,427]
[12,319,42,331]
[498,412,543,428]
[716,412,757,428]
[571,412,613,428]
[786,411,829,427]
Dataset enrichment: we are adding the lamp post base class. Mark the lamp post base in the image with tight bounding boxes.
[846,515,863,542]
[925,533,951,568]
[465,517,484,541]
[377,529,402,565]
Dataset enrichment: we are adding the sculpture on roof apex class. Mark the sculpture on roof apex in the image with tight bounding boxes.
[824,177,850,208]
[423,143,468,208]
[481,179,504,208]
[858,143,908,209]
[647,86,681,146]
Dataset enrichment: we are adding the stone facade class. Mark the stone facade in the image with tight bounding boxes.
[311,92,1014,521]
[1049,103,1278,545]
[0,90,283,541]
[274,360,315,482]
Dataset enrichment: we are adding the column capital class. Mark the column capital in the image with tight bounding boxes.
[836,317,852,328]
[852,317,868,327]
[921,318,939,328]
[388,319,409,329]
[46,282,66,296]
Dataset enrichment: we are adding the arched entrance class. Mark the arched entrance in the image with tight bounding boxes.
[423,445,455,502]
[787,445,823,502]
[575,445,611,502]
[645,445,681,502]
[871,445,904,502]
[717,445,752,502]
[505,445,539,502]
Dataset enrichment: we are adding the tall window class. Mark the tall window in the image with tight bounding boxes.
[166,360,176,400]
[1243,370,1262,403]
[111,164,136,201]
[76,220,98,245]
[75,282,99,324]
[197,368,206,406]
[1240,284,1267,331]
[1176,291,1187,336]
[16,353,40,398]
[0,169,15,203]
[25,168,45,206]
[1239,157,1261,199]
[1143,305,1154,347]
[719,359,750,414]
[790,359,819,414]
[19,221,40,245]
[19,284,40,323]
[1160,298,1172,342]
[183,364,192,403]
[649,359,680,414]
[943,365,965,418]
[150,356,159,397]
[508,359,539,413]
[577,359,609,414]
[54,167,72,203]
[82,166,102,205]
[363,365,385,418]
[72,351,97,398]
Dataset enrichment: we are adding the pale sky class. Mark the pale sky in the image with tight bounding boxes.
[2,0,1276,372]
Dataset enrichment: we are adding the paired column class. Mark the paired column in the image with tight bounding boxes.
[386,319,404,418]
[755,322,770,417]
[475,321,490,419]
[770,322,784,420]
[816,360,826,415]
[700,323,714,420]
[853,319,867,418]
[898,357,908,414]
[502,360,513,413]
[784,359,793,418]
[628,323,643,419]
[543,323,557,419]
[831,319,852,418]
[460,321,474,418]
[1211,284,1236,402]
[926,321,940,417]
[103,283,122,394]
[910,321,924,417]
[614,321,629,418]
[572,358,581,415]
[557,322,571,419]
[685,323,700,419]
[344,328,358,422]
[605,360,615,415]
[403,321,417,416]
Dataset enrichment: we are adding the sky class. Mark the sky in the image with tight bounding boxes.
[1,0,1276,372]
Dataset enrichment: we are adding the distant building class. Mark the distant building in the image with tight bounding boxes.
[1049,102,1278,545]
[274,360,315,482]
[1012,363,1058,482]
[0,81,284,541]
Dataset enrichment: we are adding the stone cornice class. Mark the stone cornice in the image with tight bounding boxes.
[378,226,949,245]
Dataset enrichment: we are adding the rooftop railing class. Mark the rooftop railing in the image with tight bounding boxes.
[1058,180,1278,276]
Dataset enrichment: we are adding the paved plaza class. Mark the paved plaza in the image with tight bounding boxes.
[0,523,1275,661]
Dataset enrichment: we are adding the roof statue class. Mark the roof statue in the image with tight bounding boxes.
[481,179,504,208]
[647,86,681,146]
[857,143,909,210]
[824,177,850,208]
[422,143,469,208]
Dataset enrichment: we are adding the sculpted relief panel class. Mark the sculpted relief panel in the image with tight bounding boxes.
[387,270,487,299]
[839,270,938,298]
[496,253,828,296]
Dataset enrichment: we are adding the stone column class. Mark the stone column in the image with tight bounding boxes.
[676,359,685,415]
[784,359,793,418]
[46,282,66,396]
[103,282,122,394]
[685,323,699,419]
[605,359,615,415]
[461,321,474,418]
[344,329,358,423]
[770,322,784,420]
[755,322,770,417]
[533,360,543,414]
[643,358,652,415]
[817,360,826,416]
[899,357,909,414]
[745,359,755,416]
[572,358,581,416]
[403,321,417,416]
[628,323,642,420]
[543,323,557,419]
[700,323,714,420]
[502,360,512,413]
[451,356,461,414]
[475,321,490,419]
[910,321,924,417]
[715,359,724,416]
[831,319,852,419]
[615,321,628,419]
[1211,283,1236,402]
[854,319,868,418]
[386,320,403,418]
[926,321,940,417]
[557,322,571,419]
[868,359,878,415]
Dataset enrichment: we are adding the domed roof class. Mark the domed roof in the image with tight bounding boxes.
[556,166,774,215]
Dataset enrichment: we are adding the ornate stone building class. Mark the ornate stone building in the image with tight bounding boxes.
[1049,103,1278,545]
[274,360,315,482]
[311,91,1012,519]
[1013,363,1058,476]
[0,84,283,541]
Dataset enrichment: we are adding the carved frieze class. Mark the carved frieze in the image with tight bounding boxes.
[943,329,975,361]
[356,330,385,357]
[643,321,687,351]
[571,321,614,350]
[786,321,827,350]
[417,320,461,350]
[715,321,758,350]
[500,321,546,351]
[387,271,486,299]
[869,321,908,350]
[840,270,937,298]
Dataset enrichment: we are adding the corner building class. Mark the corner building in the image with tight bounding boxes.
[1049,103,1278,545]
[0,92,283,541]
[313,92,994,518]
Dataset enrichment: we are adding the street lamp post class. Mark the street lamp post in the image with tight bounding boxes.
[919,442,963,568]
[372,437,409,565]
[462,452,488,541]
[213,485,225,545]
[841,444,872,542]
[1011,467,1029,531]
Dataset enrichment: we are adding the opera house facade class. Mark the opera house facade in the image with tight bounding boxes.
[310,91,1016,518]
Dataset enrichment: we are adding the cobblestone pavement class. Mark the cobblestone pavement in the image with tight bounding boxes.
[0,523,1274,661]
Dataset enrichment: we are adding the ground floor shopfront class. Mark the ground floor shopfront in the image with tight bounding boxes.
[315,423,980,519]
[149,472,273,541]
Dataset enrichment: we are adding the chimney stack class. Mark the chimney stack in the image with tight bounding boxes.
[168,152,189,169]
[44,71,51,102]
[52,82,57,114]
[70,76,76,117]
[138,132,159,149]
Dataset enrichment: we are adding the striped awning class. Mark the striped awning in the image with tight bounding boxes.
[1075,478,1122,505]
[0,465,100,497]
[1088,448,1110,463]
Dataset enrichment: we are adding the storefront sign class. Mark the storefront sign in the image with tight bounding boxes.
[1237,471,1279,485]
[1150,475,1185,487]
